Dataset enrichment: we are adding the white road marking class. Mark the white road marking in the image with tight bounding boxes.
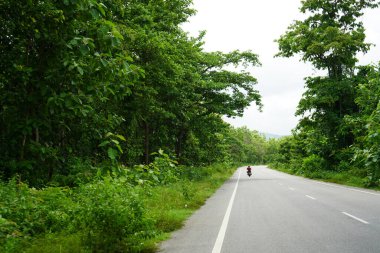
[306,195,316,200]
[212,169,241,253]
[315,181,380,196]
[289,187,295,191]
[342,212,369,224]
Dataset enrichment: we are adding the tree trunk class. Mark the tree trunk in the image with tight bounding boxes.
[48,166,53,182]
[35,127,39,143]
[143,121,150,164]
[175,127,187,163]
[20,134,26,160]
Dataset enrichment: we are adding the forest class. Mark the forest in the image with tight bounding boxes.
[0,0,379,252]
[271,0,380,188]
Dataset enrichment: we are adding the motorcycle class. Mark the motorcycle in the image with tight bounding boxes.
[247,166,252,177]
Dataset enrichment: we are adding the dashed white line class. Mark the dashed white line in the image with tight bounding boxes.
[315,181,380,196]
[212,169,241,253]
[342,212,369,224]
[289,187,295,191]
[306,195,316,200]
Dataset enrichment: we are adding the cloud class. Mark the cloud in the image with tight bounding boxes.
[184,0,380,135]
[224,89,303,136]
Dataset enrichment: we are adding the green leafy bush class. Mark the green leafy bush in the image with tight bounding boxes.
[300,155,327,177]
[75,176,154,252]
[52,158,98,187]
[178,165,212,181]
[119,149,179,186]
[0,179,75,252]
[0,179,73,235]
[0,162,239,253]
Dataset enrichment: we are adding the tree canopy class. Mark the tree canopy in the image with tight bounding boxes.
[274,0,380,186]
[0,0,262,185]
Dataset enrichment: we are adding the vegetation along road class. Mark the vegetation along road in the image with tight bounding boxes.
[160,166,380,253]
[1,0,380,252]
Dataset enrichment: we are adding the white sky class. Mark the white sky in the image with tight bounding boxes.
[182,0,380,136]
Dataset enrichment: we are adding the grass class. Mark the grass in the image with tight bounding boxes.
[21,233,87,253]
[140,163,238,251]
[268,163,380,191]
[2,163,238,253]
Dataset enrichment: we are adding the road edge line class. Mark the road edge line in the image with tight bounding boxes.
[212,168,241,253]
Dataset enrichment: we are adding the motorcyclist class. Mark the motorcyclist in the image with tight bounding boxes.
[247,165,252,176]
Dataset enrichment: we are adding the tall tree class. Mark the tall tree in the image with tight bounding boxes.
[0,0,138,183]
[347,64,380,185]
[276,0,379,168]
[277,0,378,78]
[0,0,262,184]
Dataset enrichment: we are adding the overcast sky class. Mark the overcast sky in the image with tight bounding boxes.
[182,0,380,136]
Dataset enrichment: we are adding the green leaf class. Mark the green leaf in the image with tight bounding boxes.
[77,66,84,75]
[97,3,107,16]
[100,58,108,67]
[115,134,126,141]
[111,139,120,145]
[79,45,89,55]
[107,148,117,161]
[99,141,110,147]
[116,144,123,154]
[90,9,101,19]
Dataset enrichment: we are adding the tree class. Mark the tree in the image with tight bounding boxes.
[1,0,262,184]
[277,0,378,78]
[276,0,379,169]
[0,0,138,184]
[225,127,268,164]
[347,64,380,185]
[118,8,262,165]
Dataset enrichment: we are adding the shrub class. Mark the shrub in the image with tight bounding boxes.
[0,179,76,252]
[75,176,154,252]
[301,155,327,176]
[0,179,74,235]
[110,149,179,186]
[52,157,98,187]
[179,165,211,181]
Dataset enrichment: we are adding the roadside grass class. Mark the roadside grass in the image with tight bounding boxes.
[141,164,238,251]
[268,163,380,191]
[23,233,87,253]
[0,163,239,253]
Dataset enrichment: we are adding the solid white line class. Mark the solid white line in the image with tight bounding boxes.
[212,169,241,253]
[306,195,316,200]
[342,212,369,224]
[315,181,380,196]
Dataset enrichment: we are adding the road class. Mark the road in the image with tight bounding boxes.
[159,166,380,253]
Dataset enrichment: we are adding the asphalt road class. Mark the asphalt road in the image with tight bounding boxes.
[159,166,380,253]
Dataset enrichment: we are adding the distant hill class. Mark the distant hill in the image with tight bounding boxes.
[261,132,285,140]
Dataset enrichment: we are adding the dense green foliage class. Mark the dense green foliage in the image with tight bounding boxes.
[0,125,271,251]
[0,0,273,252]
[272,0,380,187]
[226,127,272,164]
[0,0,261,186]
[0,161,239,253]
[2,0,380,251]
